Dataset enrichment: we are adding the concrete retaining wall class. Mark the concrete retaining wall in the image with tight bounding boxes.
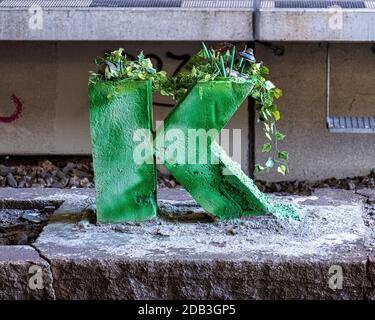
[255,42,375,181]
[0,41,374,180]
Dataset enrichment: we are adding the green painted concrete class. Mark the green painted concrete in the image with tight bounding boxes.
[89,80,156,222]
[156,80,300,220]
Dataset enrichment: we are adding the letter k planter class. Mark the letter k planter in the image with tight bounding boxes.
[89,79,300,222]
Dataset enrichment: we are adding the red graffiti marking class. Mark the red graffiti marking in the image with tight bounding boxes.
[0,95,23,123]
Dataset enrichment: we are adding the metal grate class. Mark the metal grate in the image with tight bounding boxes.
[327,116,375,133]
[90,0,254,7]
[326,44,375,134]
[182,0,253,7]
[0,0,372,7]
[90,0,182,7]
[274,0,366,8]
[365,0,375,7]
[0,0,92,6]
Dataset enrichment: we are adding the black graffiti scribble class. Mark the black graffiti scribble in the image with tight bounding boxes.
[0,95,23,123]
[166,52,191,76]
[146,54,163,71]
[123,51,191,107]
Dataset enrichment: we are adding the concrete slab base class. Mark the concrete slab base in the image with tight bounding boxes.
[0,245,54,299]
[0,187,374,299]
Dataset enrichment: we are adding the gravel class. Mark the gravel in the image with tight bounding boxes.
[255,171,375,195]
[0,157,374,195]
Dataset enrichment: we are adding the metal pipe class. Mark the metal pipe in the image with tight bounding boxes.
[326,43,331,125]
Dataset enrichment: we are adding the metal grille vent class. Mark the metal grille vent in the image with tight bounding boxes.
[182,0,253,7]
[365,0,375,8]
[274,0,366,8]
[325,44,375,134]
[327,116,375,133]
[0,0,92,6]
[0,0,372,7]
[90,0,182,7]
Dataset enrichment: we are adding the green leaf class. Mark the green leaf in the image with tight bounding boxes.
[264,109,272,119]
[137,51,145,61]
[262,143,272,153]
[278,151,289,160]
[106,61,118,74]
[260,66,269,74]
[269,105,277,112]
[273,88,282,99]
[146,67,156,74]
[265,131,272,141]
[255,164,265,174]
[265,157,274,168]
[277,164,287,175]
[104,66,111,79]
[275,131,286,141]
[273,110,281,121]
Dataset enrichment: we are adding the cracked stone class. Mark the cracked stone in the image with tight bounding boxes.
[29,188,372,299]
[0,187,373,299]
[0,246,55,299]
[357,188,375,205]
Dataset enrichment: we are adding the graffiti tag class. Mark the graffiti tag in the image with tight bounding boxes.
[0,95,23,123]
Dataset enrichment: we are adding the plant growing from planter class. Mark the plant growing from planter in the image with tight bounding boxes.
[155,43,299,220]
[89,49,168,222]
[89,44,300,222]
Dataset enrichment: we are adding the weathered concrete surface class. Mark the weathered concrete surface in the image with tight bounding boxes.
[22,187,372,299]
[368,253,375,299]
[257,8,375,42]
[0,8,253,41]
[0,187,93,210]
[358,188,375,299]
[0,245,54,299]
[357,188,375,205]
[2,3,375,41]
[254,42,375,181]
[0,187,373,299]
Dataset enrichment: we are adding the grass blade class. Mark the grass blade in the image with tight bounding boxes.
[201,42,211,59]
[238,57,244,69]
[229,46,235,77]
[220,56,227,77]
